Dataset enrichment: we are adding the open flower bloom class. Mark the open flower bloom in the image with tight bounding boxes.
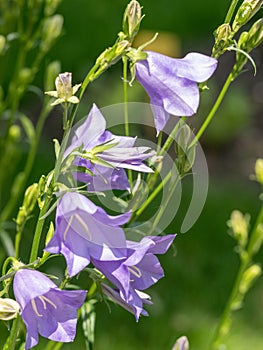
[13,269,86,350]
[94,234,175,320]
[64,103,154,191]
[135,51,218,134]
[45,192,130,277]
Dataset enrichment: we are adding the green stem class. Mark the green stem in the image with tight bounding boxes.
[29,193,52,263]
[190,72,233,147]
[45,341,63,350]
[5,316,21,350]
[225,0,240,24]
[210,205,263,349]
[123,56,129,137]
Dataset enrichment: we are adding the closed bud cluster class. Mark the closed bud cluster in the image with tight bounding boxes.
[0,298,20,321]
[227,210,250,248]
[232,0,263,33]
[255,158,263,185]
[122,0,143,41]
[40,15,64,53]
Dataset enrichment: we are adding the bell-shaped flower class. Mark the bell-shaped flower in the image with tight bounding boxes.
[135,51,218,134]
[93,234,175,320]
[45,192,130,277]
[13,269,86,350]
[64,103,154,191]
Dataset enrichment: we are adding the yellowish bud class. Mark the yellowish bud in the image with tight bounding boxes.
[0,298,20,321]
[255,159,263,185]
[227,210,249,247]
[239,264,261,294]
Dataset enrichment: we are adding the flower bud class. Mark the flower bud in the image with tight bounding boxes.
[44,0,62,16]
[232,1,263,32]
[0,35,6,54]
[239,264,261,294]
[172,336,189,350]
[41,14,64,53]
[23,183,38,214]
[0,298,20,321]
[246,18,263,51]
[45,60,61,92]
[255,158,263,185]
[9,125,21,142]
[227,210,250,248]
[123,0,143,41]
[212,23,233,58]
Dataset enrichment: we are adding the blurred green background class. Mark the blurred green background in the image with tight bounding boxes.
[0,0,263,349]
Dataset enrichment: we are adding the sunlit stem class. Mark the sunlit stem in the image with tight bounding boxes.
[210,206,263,349]
[225,0,240,24]
[4,316,21,350]
[190,72,233,148]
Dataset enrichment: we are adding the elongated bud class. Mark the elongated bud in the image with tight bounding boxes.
[45,61,61,92]
[227,210,250,248]
[239,264,261,294]
[232,0,263,32]
[123,0,143,41]
[0,298,20,321]
[172,336,189,350]
[246,18,263,51]
[0,35,6,54]
[255,158,263,185]
[23,183,38,213]
[41,14,64,53]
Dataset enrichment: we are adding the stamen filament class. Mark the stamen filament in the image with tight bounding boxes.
[128,265,142,278]
[31,299,43,317]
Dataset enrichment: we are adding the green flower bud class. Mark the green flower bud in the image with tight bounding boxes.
[0,298,20,321]
[175,123,195,174]
[239,264,261,294]
[41,14,64,53]
[255,158,263,185]
[232,1,263,32]
[227,210,250,248]
[8,125,21,143]
[23,183,38,214]
[123,0,143,41]
[18,68,32,85]
[246,18,263,51]
[212,23,234,58]
[0,35,6,54]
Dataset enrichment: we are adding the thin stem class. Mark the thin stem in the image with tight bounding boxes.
[225,0,240,24]
[45,341,63,350]
[123,56,129,137]
[210,205,263,349]
[190,72,233,147]
[5,316,21,350]
[29,194,52,263]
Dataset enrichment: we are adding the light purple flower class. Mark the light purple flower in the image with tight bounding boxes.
[13,269,86,350]
[64,103,154,191]
[45,191,130,277]
[135,51,218,134]
[172,336,189,350]
[94,234,175,320]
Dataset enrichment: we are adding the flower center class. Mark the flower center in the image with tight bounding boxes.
[128,265,142,280]
[31,295,57,318]
[63,214,92,241]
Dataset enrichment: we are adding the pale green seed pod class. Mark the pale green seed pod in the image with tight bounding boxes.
[0,298,20,321]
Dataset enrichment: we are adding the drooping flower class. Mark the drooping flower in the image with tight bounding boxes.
[13,269,86,350]
[45,72,81,106]
[64,103,154,191]
[45,191,130,277]
[135,51,218,133]
[93,234,175,320]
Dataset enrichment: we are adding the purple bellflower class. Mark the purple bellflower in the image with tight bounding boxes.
[45,191,130,277]
[64,103,154,191]
[13,269,86,350]
[135,51,218,134]
[93,234,175,320]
